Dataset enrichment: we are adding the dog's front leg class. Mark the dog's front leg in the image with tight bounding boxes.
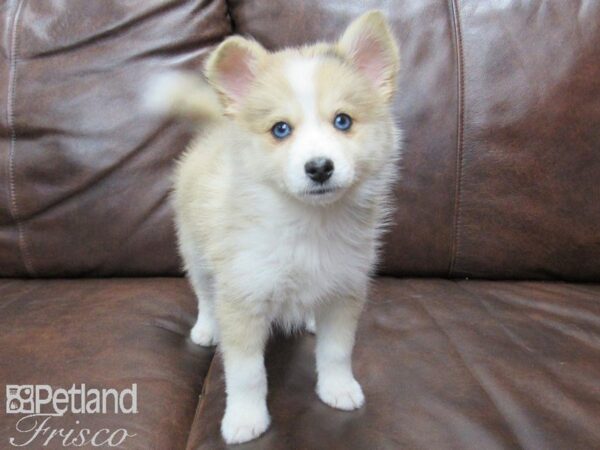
[315,293,366,410]
[217,298,271,444]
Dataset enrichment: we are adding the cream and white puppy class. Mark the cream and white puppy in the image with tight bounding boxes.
[148,10,400,444]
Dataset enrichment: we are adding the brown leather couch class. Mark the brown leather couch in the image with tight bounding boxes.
[1,1,599,449]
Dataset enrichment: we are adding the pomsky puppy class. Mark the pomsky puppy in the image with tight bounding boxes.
[147,10,401,445]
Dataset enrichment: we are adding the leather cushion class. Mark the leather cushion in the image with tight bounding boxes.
[187,277,600,449]
[0,0,231,277]
[2,1,599,280]
[0,278,213,450]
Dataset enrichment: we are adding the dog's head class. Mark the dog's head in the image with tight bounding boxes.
[206,11,400,205]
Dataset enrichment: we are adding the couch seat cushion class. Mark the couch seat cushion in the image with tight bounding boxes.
[0,278,212,450]
[187,277,600,449]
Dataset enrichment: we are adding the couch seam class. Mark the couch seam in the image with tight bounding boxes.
[7,0,35,276]
[448,0,465,277]
[223,0,236,33]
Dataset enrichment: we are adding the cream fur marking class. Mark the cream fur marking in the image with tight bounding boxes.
[147,10,401,445]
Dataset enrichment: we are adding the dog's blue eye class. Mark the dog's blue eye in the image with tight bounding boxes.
[333,113,352,131]
[271,121,292,139]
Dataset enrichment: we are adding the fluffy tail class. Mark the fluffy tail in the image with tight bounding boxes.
[144,72,223,121]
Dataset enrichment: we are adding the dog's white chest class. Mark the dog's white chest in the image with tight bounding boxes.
[229,210,373,315]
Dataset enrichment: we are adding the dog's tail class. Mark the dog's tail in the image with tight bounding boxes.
[144,72,223,121]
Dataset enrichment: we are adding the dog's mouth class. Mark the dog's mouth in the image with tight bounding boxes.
[306,186,338,196]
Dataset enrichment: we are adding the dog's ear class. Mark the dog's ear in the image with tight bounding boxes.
[205,36,266,110]
[337,10,400,101]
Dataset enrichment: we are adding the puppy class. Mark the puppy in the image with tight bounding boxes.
[148,10,400,444]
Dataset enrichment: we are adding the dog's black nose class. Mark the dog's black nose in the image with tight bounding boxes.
[304,158,334,183]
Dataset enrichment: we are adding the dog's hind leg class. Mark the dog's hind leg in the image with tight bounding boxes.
[188,261,219,346]
[179,229,219,346]
[177,218,219,346]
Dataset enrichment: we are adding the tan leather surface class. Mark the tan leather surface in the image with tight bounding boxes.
[187,277,600,449]
[0,0,231,277]
[0,278,214,450]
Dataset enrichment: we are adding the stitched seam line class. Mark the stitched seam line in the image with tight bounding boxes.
[7,0,35,276]
[448,0,465,277]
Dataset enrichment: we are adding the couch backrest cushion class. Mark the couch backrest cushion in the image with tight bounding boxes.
[230,0,600,281]
[0,0,231,276]
[2,0,600,280]
[445,1,600,280]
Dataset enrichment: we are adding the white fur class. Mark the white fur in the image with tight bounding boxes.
[144,71,222,120]
[144,72,189,113]
[165,10,401,445]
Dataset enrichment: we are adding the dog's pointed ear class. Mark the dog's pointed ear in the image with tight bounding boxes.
[337,10,400,101]
[205,36,266,109]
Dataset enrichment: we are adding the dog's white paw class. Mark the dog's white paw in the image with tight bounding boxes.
[190,319,218,346]
[221,403,270,444]
[317,377,365,411]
